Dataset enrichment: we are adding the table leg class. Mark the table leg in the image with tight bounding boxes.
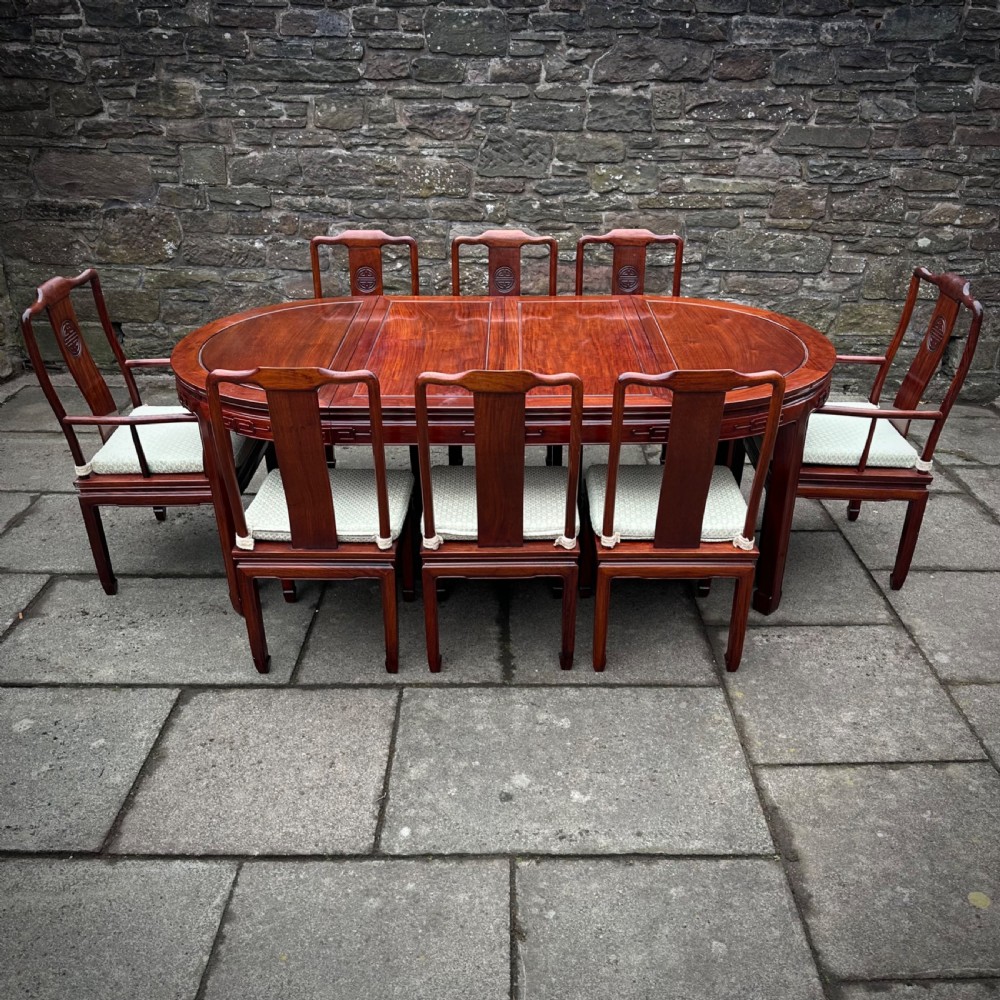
[753,416,807,615]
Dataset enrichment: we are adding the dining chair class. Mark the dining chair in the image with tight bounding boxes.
[19,268,268,595]
[205,366,415,674]
[574,228,684,296]
[451,228,559,297]
[415,369,583,672]
[587,368,785,672]
[309,229,419,298]
[794,267,984,590]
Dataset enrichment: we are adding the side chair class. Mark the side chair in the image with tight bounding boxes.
[415,369,583,672]
[309,229,419,298]
[587,369,785,672]
[575,228,684,296]
[206,366,415,674]
[793,267,984,590]
[19,268,267,595]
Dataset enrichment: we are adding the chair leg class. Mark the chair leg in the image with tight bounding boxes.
[546,445,563,467]
[592,568,612,672]
[79,500,117,595]
[408,444,420,477]
[696,579,711,597]
[325,444,337,467]
[280,580,297,603]
[422,566,443,672]
[380,570,399,674]
[153,506,166,521]
[847,499,862,521]
[264,443,278,472]
[399,519,416,602]
[891,494,928,591]
[448,445,464,466]
[559,566,578,670]
[724,570,755,672]
[238,574,270,673]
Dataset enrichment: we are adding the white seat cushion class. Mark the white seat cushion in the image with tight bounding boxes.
[244,467,413,544]
[89,405,257,476]
[423,465,579,541]
[587,464,748,543]
[803,401,919,469]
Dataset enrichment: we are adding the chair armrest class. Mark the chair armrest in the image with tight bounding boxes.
[124,358,172,369]
[64,412,197,427]
[815,405,942,422]
[833,354,887,366]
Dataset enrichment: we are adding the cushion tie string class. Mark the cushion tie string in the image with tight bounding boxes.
[553,535,576,550]
[375,535,393,551]
[915,457,933,472]
[236,534,255,551]
[732,534,754,551]
[74,462,92,477]
[422,534,443,550]
[599,532,620,548]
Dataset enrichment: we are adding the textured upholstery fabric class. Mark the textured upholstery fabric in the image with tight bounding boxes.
[423,465,578,541]
[244,467,413,544]
[803,401,919,469]
[88,405,257,476]
[586,464,748,542]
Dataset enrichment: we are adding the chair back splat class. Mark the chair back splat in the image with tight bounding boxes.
[451,229,559,296]
[310,229,419,298]
[575,229,684,297]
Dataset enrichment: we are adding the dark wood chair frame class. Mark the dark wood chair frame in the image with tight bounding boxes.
[19,268,267,595]
[310,230,419,298]
[590,369,785,673]
[415,369,583,672]
[575,228,684,297]
[451,228,559,297]
[791,267,984,591]
[206,366,414,674]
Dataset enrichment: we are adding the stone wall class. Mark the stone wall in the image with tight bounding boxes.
[1,0,998,399]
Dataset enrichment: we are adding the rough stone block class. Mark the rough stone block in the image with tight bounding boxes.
[113,689,397,854]
[34,149,155,200]
[761,763,1000,979]
[706,228,829,272]
[425,8,509,56]
[518,858,824,1000]
[593,37,713,84]
[202,860,509,1000]
[0,859,235,1000]
[383,688,771,855]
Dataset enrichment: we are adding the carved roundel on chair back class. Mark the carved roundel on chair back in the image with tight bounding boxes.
[925,314,947,352]
[60,318,83,357]
[355,265,378,294]
[493,265,516,294]
[617,265,640,293]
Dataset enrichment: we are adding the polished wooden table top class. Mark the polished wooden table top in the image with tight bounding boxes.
[172,294,836,440]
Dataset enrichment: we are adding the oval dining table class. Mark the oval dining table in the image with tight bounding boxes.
[171,294,836,617]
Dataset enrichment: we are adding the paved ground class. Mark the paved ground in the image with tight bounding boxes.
[1,372,999,1000]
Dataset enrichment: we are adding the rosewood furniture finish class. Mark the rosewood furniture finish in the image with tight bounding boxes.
[791,268,984,590]
[310,230,419,298]
[575,228,684,297]
[206,366,414,673]
[415,369,583,672]
[20,268,267,595]
[589,369,785,672]
[172,294,836,615]
[451,228,559,297]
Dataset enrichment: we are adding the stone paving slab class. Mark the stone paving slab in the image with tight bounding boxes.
[951,685,1000,769]
[908,407,1000,465]
[716,626,983,764]
[0,434,81,492]
[0,493,228,576]
[112,689,397,855]
[203,859,509,1000]
[510,578,717,684]
[760,763,1000,980]
[0,858,234,1000]
[382,688,771,855]
[0,491,33,533]
[517,858,824,1000]
[0,577,318,684]
[883,572,1000,682]
[952,466,1000,520]
[833,981,1000,999]
[700,531,893,627]
[0,572,47,633]
[297,579,504,683]
[0,686,176,851]
[0,384,119,433]
[830,494,1000,573]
